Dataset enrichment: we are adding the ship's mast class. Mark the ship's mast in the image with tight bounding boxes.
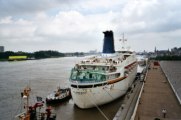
[123,33,124,41]
[25,86,31,119]
[21,86,31,120]
[120,33,127,50]
[15,86,31,120]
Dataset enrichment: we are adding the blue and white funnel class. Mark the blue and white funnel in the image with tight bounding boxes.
[102,30,115,54]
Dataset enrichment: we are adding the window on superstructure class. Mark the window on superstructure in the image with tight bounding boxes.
[93,74,97,79]
[117,73,120,78]
[107,67,109,71]
[85,73,89,79]
[89,74,92,78]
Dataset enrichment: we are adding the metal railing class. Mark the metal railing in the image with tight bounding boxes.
[69,79,107,84]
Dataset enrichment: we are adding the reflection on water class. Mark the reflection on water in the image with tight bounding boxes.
[0,57,129,120]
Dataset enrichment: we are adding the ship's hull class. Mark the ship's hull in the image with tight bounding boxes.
[71,69,137,109]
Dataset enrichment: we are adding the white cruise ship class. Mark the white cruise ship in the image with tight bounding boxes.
[69,31,137,109]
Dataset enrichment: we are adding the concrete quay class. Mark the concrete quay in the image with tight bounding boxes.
[113,74,144,120]
[134,63,181,120]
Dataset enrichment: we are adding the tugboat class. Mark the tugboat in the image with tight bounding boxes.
[46,88,71,104]
[15,86,56,120]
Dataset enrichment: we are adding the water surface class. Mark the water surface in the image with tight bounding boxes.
[0,57,132,120]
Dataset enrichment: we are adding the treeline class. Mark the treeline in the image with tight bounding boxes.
[0,51,34,59]
[65,52,84,56]
[34,51,64,59]
[0,50,64,59]
[155,55,181,60]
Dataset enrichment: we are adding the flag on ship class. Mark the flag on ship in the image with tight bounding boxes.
[36,96,43,102]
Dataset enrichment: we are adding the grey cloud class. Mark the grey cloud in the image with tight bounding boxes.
[111,1,181,34]
[0,0,81,17]
[1,0,181,52]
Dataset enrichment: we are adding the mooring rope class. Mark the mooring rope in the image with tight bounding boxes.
[85,91,109,120]
[104,88,122,107]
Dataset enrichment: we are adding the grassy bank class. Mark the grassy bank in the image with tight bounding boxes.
[0,59,8,61]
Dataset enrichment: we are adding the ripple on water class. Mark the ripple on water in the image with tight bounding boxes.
[0,57,128,120]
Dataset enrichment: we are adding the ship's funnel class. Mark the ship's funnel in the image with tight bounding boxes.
[102,30,115,54]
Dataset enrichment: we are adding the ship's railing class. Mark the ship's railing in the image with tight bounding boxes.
[69,79,107,84]
[69,68,107,84]
[77,60,123,65]
[36,112,56,120]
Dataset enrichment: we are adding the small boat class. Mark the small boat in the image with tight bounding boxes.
[15,86,56,120]
[46,88,71,103]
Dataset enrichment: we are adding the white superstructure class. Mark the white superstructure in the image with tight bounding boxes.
[137,55,146,66]
[69,31,137,109]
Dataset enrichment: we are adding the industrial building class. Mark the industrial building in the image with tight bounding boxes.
[0,46,4,52]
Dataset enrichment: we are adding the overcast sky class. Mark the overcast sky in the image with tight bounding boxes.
[0,0,181,53]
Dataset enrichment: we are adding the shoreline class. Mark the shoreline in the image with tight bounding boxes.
[0,56,86,62]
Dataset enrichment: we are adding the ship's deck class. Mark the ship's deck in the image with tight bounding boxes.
[76,53,131,66]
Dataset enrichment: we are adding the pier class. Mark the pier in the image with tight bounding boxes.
[113,80,143,120]
[134,62,181,120]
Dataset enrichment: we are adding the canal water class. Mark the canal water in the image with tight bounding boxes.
[0,57,142,120]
